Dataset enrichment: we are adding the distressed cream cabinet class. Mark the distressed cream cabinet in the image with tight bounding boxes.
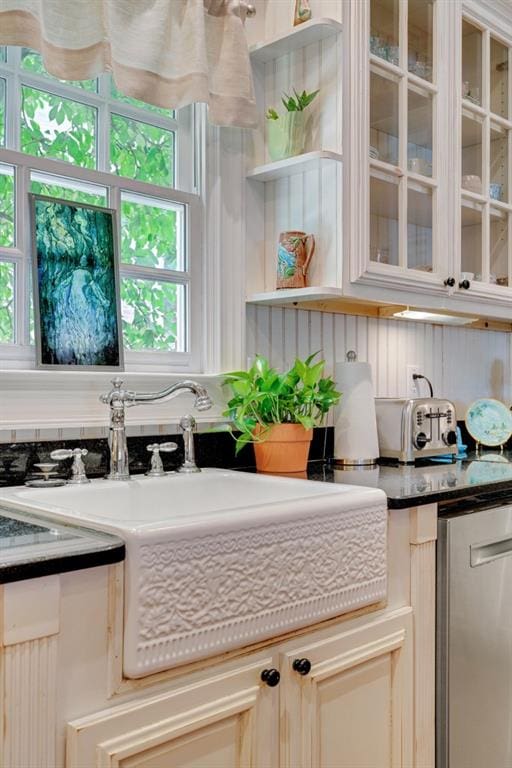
[0,504,434,768]
[67,607,413,768]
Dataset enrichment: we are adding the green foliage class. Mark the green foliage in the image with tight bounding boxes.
[111,114,174,187]
[30,180,106,207]
[121,198,179,270]
[266,88,319,122]
[0,262,14,343]
[222,353,341,454]
[21,86,97,168]
[121,279,180,350]
[281,88,319,112]
[0,170,14,247]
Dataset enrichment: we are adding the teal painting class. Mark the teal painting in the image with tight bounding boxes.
[31,195,123,369]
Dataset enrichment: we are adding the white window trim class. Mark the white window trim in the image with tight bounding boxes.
[0,48,204,374]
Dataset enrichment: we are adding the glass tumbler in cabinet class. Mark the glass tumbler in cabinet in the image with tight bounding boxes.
[490,124,509,204]
[462,20,483,107]
[370,0,399,66]
[408,0,434,82]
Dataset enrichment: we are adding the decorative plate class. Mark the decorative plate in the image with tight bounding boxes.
[465,398,512,447]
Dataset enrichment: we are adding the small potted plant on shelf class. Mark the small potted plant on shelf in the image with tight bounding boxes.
[222,352,341,473]
[266,88,319,161]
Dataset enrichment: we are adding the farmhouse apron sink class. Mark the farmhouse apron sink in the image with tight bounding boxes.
[0,469,388,677]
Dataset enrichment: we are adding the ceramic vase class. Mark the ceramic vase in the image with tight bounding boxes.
[294,0,312,25]
[276,230,315,289]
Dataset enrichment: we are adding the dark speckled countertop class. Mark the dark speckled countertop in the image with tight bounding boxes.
[0,505,125,583]
[302,450,512,509]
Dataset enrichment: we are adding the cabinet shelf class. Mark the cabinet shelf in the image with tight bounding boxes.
[247,150,342,182]
[247,287,344,305]
[249,18,342,64]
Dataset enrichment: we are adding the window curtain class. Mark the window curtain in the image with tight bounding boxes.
[0,0,258,128]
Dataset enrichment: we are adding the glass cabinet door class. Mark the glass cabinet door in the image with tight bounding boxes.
[369,0,437,280]
[460,16,512,293]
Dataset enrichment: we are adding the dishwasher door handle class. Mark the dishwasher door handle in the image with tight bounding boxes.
[471,536,512,567]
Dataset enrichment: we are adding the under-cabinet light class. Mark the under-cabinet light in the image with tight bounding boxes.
[392,310,478,326]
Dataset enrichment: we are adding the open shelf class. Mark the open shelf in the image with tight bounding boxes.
[247,287,344,305]
[247,150,342,183]
[249,18,342,64]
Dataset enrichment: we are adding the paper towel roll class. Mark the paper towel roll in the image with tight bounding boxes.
[334,358,379,464]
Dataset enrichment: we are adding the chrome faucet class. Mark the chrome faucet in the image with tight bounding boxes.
[100,377,212,480]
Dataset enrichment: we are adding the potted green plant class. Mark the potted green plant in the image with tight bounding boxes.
[222,352,341,473]
[266,88,319,161]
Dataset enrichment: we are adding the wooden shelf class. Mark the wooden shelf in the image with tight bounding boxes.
[247,287,344,305]
[247,150,342,182]
[249,18,342,64]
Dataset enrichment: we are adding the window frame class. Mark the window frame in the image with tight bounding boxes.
[0,47,203,373]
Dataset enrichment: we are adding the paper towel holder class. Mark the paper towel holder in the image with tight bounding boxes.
[332,350,379,468]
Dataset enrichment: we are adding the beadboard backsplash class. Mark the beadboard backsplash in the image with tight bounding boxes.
[246,305,512,418]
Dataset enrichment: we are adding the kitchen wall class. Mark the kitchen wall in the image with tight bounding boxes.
[247,305,512,417]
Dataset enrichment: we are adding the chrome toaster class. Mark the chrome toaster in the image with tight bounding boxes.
[375,397,457,463]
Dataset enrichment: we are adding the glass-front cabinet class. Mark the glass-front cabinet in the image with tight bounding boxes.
[368,0,438,284]
[460,17,512,297]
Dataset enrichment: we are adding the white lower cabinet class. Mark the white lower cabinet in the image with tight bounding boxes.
[280,608,413,768]
[67,652,280,768]
[67,608,413,768]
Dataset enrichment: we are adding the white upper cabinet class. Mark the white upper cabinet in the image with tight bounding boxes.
[245,0,512,321]
[458,13,512,304]
[350,0,449,295]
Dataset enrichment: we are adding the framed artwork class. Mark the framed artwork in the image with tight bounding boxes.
[30,194,124,370]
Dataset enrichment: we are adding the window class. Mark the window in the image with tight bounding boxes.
[0,47,201,370]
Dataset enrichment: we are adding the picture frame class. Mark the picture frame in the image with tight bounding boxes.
[30,194,124,371]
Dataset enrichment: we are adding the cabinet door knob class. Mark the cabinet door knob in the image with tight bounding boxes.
[444,277,455,287]
[459,279,471,289]
[292,658,312,676]
[261,668,280,687]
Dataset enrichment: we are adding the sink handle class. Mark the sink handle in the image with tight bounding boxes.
[50,448,90,485]
[146,442,178,477]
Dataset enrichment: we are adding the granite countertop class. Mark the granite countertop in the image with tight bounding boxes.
[0,505,125,583]
[304,450,512,509]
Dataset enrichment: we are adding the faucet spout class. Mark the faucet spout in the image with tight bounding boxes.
[127,380,213,412]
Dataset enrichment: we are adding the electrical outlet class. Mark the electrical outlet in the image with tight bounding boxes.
[407,364,421,397]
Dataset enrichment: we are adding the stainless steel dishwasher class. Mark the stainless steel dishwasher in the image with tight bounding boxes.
[437,501,512,768]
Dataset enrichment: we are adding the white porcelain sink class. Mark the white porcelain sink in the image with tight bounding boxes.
[0,469,388,677]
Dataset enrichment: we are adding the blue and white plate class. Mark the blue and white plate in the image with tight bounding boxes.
[465,398,512,447]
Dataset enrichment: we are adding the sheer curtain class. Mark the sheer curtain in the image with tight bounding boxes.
[0,0,257,127]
